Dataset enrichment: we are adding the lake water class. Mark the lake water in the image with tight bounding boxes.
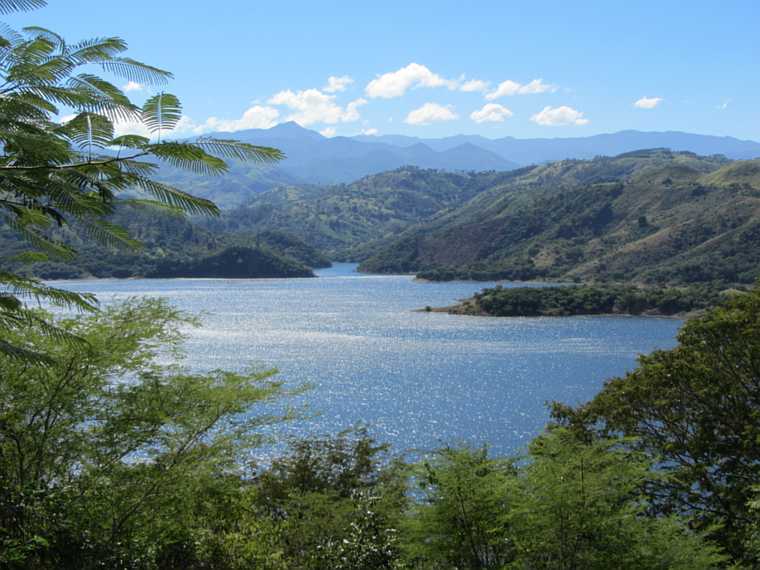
[54,263,682,457]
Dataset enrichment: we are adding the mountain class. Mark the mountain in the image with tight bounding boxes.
[162,122,519,207]
[354,130,760,164]
[158,123,760,209]
[205,167,515,257]
[359,150,760,286]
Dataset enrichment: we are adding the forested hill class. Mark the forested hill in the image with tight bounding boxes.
[359,150,760,286]
[206,166,518,258]
[0,206,326,280]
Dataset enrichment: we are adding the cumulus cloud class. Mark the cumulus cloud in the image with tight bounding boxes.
[486,78,556,100]
[404,102,458,125]
[268,88,366,125]
[163,106,280,137]
[323,75,354,93]
[122,81,143,92]
[189,105,281,133]
[530,105,589,126]
[365,63,455,99]
[470,103,513,123]
[460,79,489,93]
[633,96,663,109]
[361,127,379,136]
[113,119,153,138]
[320,127,337,137]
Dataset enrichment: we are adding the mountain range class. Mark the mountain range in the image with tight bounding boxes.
[164,122,760,208]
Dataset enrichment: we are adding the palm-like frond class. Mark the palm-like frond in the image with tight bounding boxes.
[147,141,228,176]
[0,0,46,15]
[141,92,181,134]
[193,137,285,163]
[126,176,220,216]
[0,14,283,363]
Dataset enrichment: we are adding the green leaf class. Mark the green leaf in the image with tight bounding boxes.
[141,92,181,134]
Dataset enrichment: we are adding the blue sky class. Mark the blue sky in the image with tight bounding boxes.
[7,0,760,140]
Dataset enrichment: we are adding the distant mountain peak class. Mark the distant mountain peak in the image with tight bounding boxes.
[268,121,324,140]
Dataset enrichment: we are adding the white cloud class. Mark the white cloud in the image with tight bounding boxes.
[268,88,366,125]
[324,75,354,93]
[122,81,143,92]
[320,127,337,137]
[365,63,455,98]
[470,103,513,123]
[486,78,556,100]
[634,96,663,109]
[190,105,280,133]
[460,79,489,93]
[113,119,152,138]
[168,105,280,136]
[361,127,379,136]
[404,102,458,125]
[530,105,589,126]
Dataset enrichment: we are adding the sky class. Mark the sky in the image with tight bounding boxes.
[6,0,760,140]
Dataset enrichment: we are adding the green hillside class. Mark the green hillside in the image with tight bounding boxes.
[209,166,517,258]
[360,150,760,286]
[0,206,322,279]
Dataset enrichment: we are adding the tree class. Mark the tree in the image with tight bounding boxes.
[0,298,291,568]
[402,446,517,569]
[0,0,282,361]
[554,286,760,564]
[508,429,725,570]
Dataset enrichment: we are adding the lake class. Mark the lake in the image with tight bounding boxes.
[54,263,682,457]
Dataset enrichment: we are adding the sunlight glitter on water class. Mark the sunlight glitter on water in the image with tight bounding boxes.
[51,263,682,455]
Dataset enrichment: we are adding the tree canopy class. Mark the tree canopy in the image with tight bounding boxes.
[0,0,282,361]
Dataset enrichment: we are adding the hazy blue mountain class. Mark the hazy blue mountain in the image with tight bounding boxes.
[160,123,760,208]
[354,130,760,163]
[162,122,519,207]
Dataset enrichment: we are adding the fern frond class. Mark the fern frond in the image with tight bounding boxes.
[101,56,171,86]
[146,141,227,175]
[0,0,46,15]
[193,137,285,163]
[80,218,141,250]
[0,338,54,364]
[141,92,181,134]
[126,176,220,216]
[0,272,97,311]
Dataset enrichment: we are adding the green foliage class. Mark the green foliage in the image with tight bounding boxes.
[148,245,314,278]
[249,430,407,570]
[0,298,290,568]
[0,2,282,360]
[0,205,327,279]
[401,432,725,570]
[403,447,517,569]
[555,285,760,564]
[449,283,724,317]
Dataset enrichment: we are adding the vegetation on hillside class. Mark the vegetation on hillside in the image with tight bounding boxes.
[445,283,726,317]
[360,150,760,287]
[148,245,314,278]
[209,167,519,258]
[0,206,327,279]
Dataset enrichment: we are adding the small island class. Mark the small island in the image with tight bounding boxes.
[148,246,315,279]
[437,284,728,318]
